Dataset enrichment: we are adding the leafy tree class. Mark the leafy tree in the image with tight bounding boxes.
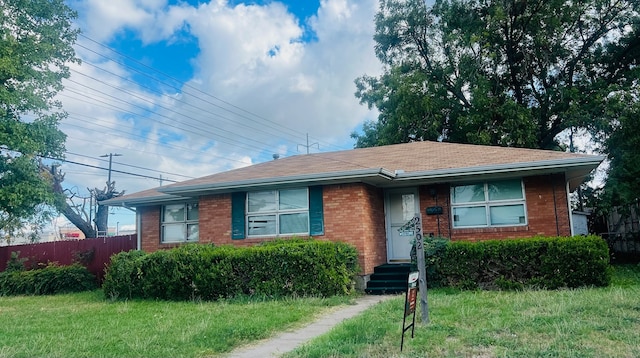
[354,0,640,150]
[601,100,640,207]
[0,0,79,238]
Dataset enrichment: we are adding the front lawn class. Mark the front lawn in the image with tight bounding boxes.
[286,264,640,358]
[0,292,352,358]
[2,265,639,358]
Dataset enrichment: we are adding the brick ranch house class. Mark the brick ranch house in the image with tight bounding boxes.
[103,141,603,282]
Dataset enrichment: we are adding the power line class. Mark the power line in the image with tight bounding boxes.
[60,114,249,167]
[62,115,191,156]
[60,129,243,172]
[75,34,349,152]
[297,133,319,154]
[0,145,181,183]
[50,157,180,183]
[62,80,274,154]
[73,61,287,135]
[15,13,351,159]
[67,62,313,156]
[73,42,303,151]
[60,111,262,167]
[100,153,122,183]
[65,151,195,179]
[64,74,283,154]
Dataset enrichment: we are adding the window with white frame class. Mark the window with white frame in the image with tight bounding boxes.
[451,179,526,228]
[247,188,309,237]
[161,203,199,243]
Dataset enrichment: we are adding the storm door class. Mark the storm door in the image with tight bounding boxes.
[385,188,421,262]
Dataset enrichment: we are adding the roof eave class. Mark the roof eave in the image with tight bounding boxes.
[105,156,604,207]
[392,157,604,189]
[158,168,397,196]
[100,193,187,207]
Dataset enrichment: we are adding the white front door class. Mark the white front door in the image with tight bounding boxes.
[385,188,421,262]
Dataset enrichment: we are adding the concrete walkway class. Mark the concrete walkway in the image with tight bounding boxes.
[225,295,396,358]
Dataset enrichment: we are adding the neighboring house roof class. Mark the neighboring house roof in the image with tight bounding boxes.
[103,141,604,207]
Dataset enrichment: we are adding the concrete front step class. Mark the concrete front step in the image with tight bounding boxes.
[365,286,407,295]
[370,272,409,281]
[366,279,406,288]
[365,263,415,295]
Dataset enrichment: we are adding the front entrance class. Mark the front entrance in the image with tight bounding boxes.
[385,188,421,262]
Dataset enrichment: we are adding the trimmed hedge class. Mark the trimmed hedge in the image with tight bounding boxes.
[0,263,98,296]
[421,237,450,288]
[436,235,611,290]
[102,240,360,301]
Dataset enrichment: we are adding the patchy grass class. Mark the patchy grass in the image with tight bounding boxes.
[2,265,638,358]
[0,291,353,358]
[286,264,640,358]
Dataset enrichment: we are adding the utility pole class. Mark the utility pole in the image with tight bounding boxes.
[100,153,122,183]
[297,133,319,154]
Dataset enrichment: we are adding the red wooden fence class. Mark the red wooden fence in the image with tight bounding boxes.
[0,235,137,282]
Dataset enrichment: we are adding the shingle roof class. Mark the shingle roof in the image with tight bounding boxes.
[104,141,603,206]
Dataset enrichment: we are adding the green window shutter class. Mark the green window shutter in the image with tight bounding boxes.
[309,186,324,236]
[231,192,246,240]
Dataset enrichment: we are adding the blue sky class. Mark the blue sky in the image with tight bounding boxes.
[54,0,383,232]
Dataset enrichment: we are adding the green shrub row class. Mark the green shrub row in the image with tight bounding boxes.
[102,240,360,301]
[0,263,98,296]
[421,235,611,290]
[411,237,450,288]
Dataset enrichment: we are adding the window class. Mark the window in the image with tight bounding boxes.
[451,179,526,228]
[247,188,309,237]
[161,203,199,243]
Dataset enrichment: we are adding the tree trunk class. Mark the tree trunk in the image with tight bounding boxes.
[94,201,109,235]
[93,180,124,235]
[39,163,124,238]
[58,201,97,238]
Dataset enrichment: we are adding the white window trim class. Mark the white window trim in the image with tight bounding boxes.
[451,180,528,229]
[161,202,199,243]
[246,188,310,238]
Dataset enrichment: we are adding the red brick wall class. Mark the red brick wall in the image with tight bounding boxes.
[362,185,388,273]
[418,174,571,241]
[323,183,387,274]
[139,206,161,252]
[138,174,572,275]
[138,184,388,274]
[199,194,232,245]
[419,184,452,239]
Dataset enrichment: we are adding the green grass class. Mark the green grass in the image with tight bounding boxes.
[2,265,639,358]
[286,264,640,358]
[0,291,354,358]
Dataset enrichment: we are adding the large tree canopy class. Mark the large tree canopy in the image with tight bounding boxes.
[0,0,79,237]
[354,0,640,150]
[601,99,640,206]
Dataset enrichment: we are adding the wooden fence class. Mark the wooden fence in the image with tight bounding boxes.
[607,203,640,237]
[598,202,640,261]
[0,235,137,282]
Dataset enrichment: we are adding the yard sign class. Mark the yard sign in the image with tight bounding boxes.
[398,214,429,324]
[401,271,419,351]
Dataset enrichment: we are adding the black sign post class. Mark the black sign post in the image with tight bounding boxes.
[399,214,429,324]
[401,271,419,351]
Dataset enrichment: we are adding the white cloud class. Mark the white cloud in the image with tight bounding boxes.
[58,0,382,228]
[289,74,315,94]
[180,0,381,141]
[72,0,166,42]
[187,1,305,85]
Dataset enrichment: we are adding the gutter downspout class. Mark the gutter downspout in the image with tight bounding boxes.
[123,203,141,250]
[566,181,575,236]
[552,176,560,236]
[136,210,141,251]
